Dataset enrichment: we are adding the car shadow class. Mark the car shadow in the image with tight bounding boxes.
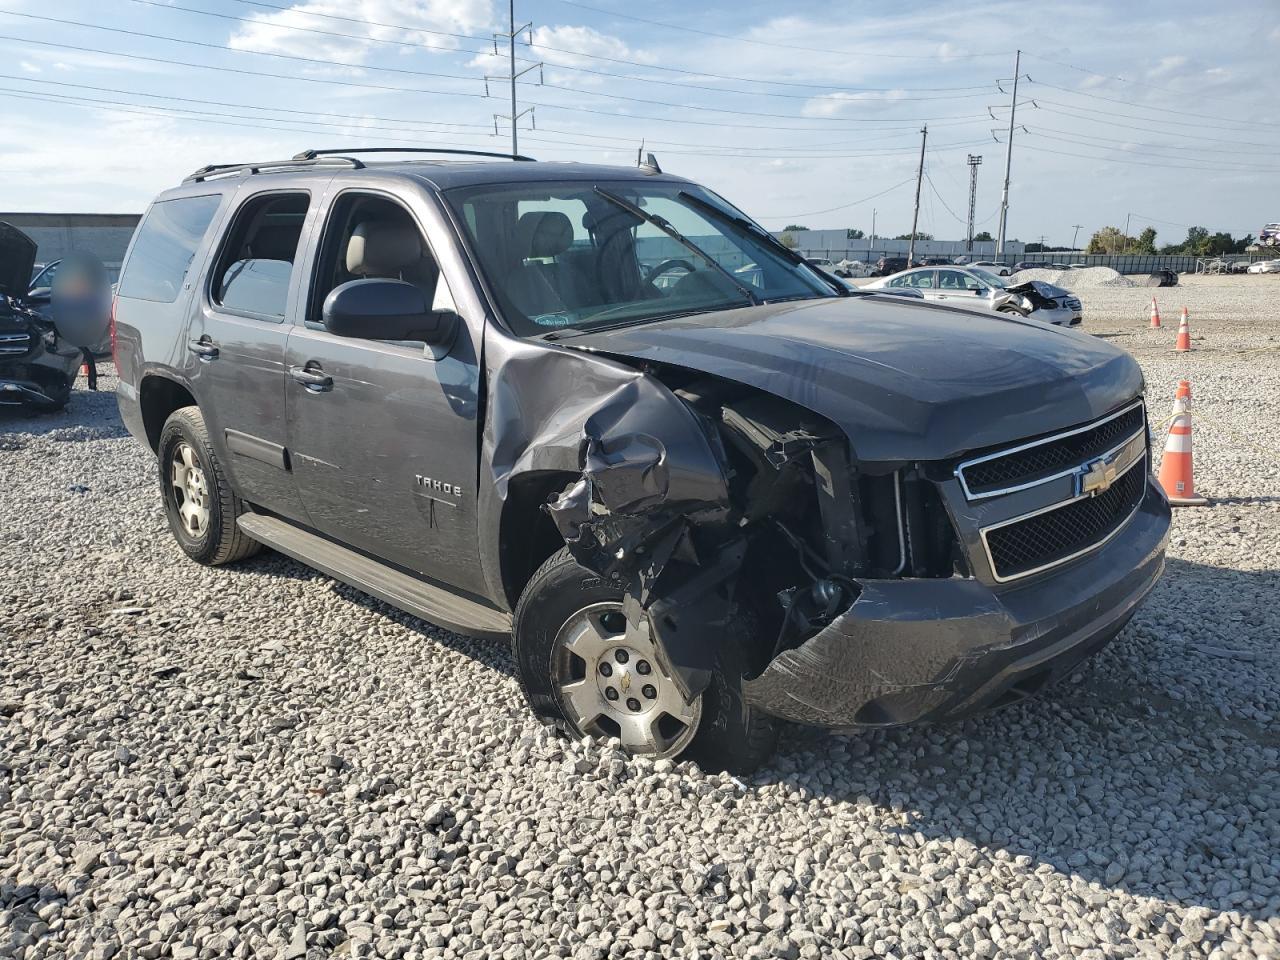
[756,556,1280,921]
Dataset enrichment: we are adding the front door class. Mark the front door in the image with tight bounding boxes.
[284,190,486,596]
[188,188,315,523]
[932,269,989,305]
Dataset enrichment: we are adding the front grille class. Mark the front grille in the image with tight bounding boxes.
[983,458,1146,581]
[0,331,31,356]
[959,402,1145,498]
[1064,296,1082,311]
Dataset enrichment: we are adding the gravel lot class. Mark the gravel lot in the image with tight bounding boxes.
[3,274,1279,960]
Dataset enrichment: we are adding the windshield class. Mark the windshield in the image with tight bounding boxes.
[447,179,835,336]
[969,267,1006,289]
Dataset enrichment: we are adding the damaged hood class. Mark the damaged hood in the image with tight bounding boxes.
[0,222,38,300]
[1004,279,1069,299]
[565,296,1142,463]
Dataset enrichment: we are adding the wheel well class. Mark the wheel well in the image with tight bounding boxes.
[139,376,197,451]
[500,471,578,609]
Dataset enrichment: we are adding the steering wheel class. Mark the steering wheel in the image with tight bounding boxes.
[645,258,697,286]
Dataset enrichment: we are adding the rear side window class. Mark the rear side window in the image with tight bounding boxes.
[118,194,221,303]
[212,192,308,320]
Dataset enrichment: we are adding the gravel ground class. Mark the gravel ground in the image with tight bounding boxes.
[3,274,1279,960]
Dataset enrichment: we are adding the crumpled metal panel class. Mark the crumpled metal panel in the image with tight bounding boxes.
[476,331,731,610]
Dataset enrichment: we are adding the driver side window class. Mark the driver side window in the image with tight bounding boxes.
[310,193,447,333]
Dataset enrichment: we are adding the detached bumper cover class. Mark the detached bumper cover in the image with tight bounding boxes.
[743,476,1170,726]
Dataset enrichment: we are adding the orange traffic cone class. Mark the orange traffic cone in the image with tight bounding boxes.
[1174,307,1192,352]
[1157,394,1208,506]
[1149,297,1161,329]
[1175,379,1191,402]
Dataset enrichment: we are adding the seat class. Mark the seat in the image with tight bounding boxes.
[506,211,593,317]
[346,219,438,305]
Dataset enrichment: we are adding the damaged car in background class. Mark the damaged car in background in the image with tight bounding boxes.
[114,150,1170,772]
[0,222,109,411]
[863,265,1083,326]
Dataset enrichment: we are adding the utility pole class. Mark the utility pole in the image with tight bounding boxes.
[487,1,542,157]
[908,125,927,265]
[995,48,1020,256]
[870,208,876,242]
[1071,224,1083,251]
[966,154,982,252]
[1123,212,1132,255]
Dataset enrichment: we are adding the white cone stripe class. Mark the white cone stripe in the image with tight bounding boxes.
[1163,435,1193,453]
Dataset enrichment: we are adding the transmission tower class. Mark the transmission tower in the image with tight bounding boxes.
[966,155,982,252]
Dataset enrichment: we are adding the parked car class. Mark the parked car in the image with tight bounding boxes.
[872,255,909,276]
[1247,259,1280,274]
[969,260,1012,276]
[0,223,108,411]
[805,257,842,280]
[835,258,871,278]
[114,148,1169,772]
[1259,223,1280,247]
[863,265,1083,326]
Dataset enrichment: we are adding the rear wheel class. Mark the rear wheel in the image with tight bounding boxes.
[513,548,779,773]
[158,406,261,565]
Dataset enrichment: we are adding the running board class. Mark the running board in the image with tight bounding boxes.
[237,514,512,640]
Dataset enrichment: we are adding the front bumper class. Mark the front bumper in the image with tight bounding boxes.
[743,475,1170,727]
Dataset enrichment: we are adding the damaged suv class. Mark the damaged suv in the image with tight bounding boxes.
[115,150,1170,772]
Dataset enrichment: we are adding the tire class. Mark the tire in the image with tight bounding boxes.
[30,377,71,414]
[157,406,262,566]
[513,548,779,774]
[997,305,1029,318]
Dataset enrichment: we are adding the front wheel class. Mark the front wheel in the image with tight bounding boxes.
[157,406,262,566]
[512,549,779,773]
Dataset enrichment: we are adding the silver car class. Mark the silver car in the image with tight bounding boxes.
[863,266,1083,327]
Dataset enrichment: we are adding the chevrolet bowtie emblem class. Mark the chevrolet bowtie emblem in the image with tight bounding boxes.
[1079,457,1118,497]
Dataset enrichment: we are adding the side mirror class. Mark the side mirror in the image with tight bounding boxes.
[26,287,51,304]
[322,278,457,346]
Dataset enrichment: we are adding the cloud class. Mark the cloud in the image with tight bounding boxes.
[229,0,494,62]
[19,60,40,74]
[800,91,908,118]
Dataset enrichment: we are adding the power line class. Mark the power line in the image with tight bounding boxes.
[0,85,993,163]
[1024,80,1280,131]
[1025,122,1280,156]
[130,0,996,103]
[1026,102,1280,148]
[558,0,1007,60]
[1023,53,1267,110]
[756,177,917,220]
[923,171,965,224]
[1025,127,1280,163]
[0,34,988,133]
[219,0,995,95]
[0,13,995,126]
[994,137,1280,174]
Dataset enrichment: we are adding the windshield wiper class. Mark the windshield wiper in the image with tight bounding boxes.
[676,190,849,298]
[592,187,761,307]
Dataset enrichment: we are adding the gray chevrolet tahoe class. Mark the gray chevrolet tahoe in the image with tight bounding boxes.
[115,149,1171,772]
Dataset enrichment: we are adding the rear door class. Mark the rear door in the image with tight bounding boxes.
[283,187,486,596]
[186,187,319,523]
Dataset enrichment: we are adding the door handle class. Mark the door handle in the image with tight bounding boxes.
[188,337,219,360]
[290,364,333,392]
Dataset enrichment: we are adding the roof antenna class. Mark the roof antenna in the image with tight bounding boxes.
[639,151,662,175]
[636,138,644,167]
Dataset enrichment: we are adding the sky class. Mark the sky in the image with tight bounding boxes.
[0,0,1276,247]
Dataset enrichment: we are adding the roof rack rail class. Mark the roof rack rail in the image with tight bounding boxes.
[292,147,537,163]
[183,156,364,184]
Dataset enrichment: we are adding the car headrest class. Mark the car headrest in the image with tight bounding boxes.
[516,211,573,260]
[346,220,422,276]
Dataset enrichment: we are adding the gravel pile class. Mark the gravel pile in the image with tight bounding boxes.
[1009,266,1137,289]
[3,279,1280,960]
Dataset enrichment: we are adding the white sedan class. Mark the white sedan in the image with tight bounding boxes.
[863,265,1083,326]
[1246,260,1280,274]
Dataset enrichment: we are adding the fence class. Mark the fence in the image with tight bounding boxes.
[794,249,1278,276]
